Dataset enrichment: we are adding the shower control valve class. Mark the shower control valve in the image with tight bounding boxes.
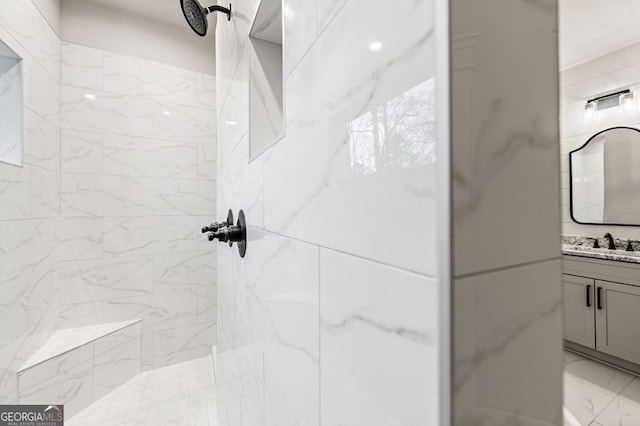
[201,221,228,234]
[202,209,247,258]
[202,210,235,234]
[208,225,243,245]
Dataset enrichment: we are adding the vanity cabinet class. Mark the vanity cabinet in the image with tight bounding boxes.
[563,269,640,366]
[595,280,640,365]
[562,274,595,349]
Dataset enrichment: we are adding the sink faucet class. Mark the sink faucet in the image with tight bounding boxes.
[604,233,616,250]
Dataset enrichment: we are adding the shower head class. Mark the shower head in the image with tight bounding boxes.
[180,0,232,37]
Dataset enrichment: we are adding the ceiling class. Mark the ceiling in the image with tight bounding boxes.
[84,0,192,31]
[560,0,640,69]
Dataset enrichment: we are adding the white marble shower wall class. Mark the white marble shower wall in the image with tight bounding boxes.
[451,0,563,424]
[0,0,60,404]
[58,42,218,370]
[215,0,440,424]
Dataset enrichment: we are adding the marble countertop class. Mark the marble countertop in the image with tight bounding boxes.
[562,245,640,264]
[562,235,640,264]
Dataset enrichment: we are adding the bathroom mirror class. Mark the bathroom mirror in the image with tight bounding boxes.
[0,37,22,167]
[570,126,640,225]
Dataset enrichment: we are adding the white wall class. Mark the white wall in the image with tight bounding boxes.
[215,0,441,424]
[60,0,215,74]
[58,42,218,370]
[0,0,219,406]
[0,0,60,405]
[561,42,640,240]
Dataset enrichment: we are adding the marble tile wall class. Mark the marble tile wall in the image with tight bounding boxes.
[450,0,563,424]
[560,42,640,240]
[215,0,440,424]
[0,0,60,405]
[0,3,219,403]
[58,42,218,371]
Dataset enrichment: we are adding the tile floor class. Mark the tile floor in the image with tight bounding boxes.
[65,348,640,425]
[564,350,640,425]
[67,354,218,426]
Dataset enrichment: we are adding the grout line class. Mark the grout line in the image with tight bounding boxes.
[59,78,217,112]
[261,229,438,279]
[590,377,634,424]
[316,0,351,41]
[91,340,96,402]
[454,256,563,280]
[318,247,322,426]
[218,43,248,114]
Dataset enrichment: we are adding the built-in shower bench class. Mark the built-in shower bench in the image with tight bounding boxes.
[17,319,142,418]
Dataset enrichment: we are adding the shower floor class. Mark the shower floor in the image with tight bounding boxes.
[67,354,218,426]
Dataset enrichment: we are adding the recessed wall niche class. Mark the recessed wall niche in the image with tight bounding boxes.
[0,38,22,167]
[248,0,284,159]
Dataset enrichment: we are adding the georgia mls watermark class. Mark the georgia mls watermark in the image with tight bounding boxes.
[0,405,63,426]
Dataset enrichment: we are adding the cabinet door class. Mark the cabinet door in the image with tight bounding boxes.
[563,274,595,349]
[596,280,640,364]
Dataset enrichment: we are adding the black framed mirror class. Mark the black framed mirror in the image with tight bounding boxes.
[570,126,640,226]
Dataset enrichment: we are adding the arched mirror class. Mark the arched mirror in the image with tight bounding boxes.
[570,126,640,225]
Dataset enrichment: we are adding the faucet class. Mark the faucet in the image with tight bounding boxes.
[604,233,616,250]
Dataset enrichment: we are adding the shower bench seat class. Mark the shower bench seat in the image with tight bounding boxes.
[17,319,142,418]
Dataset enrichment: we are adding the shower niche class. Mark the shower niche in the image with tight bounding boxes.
[248,0,284,159]
[0,38,22,167]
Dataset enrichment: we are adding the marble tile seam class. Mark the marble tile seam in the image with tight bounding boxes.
[60,128,215,146]
[315,0,350,39]
[217,42,248,114]
[59,73,216,112]
[24,104,60,132]
[591,377,636,423]
[454,255,563,280]
[260,229,440,279]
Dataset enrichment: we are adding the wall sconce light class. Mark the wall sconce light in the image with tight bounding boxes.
[621,91,636,114]
[584,101,598,122]
[585,89,635,122]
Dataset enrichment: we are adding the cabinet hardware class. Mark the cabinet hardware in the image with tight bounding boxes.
[597,286,603,310]
[586,284,592,307]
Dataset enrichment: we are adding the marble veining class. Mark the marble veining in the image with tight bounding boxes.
[216,0,441,423]
[564,351,640,426]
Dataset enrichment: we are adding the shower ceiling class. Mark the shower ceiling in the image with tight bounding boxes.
[84,0,193,30]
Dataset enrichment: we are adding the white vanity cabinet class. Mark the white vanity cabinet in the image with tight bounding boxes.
[595,280,640,365]
[562,274,595,349]
[563,256,640,369]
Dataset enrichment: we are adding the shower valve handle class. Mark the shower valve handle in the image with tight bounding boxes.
[201,210,235,234]
[201,221,228,234]
[208,225,243,243]
[205,210,247,258]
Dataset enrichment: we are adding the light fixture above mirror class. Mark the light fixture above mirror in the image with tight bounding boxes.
[584,89,635,122]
